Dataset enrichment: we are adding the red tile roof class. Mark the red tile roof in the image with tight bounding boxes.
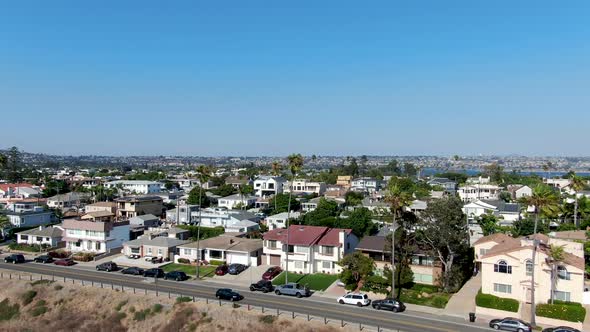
[0,183,34,192]
[317,228,352,247]
[262,225,327,246]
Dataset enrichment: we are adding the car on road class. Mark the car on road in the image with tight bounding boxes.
[542,327,581,332]
[249,280,274,293]
[164,271,188,281]
[121,267,144,275]
[33,255,54,264]
[489,317,532,332]
[228,263,247,275]
[215,288,243,301]
[274,282,310,298]
[337,292,371,307]
[4,254,25,264]
[144,256,163,264]
[96,261,118,272]
[54,258,75,266]
[215,264,229,276]
[371,298,406,312]
[143,268,165,278]
[261,266,282,280]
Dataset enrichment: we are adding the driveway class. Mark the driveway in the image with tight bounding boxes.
[111,255,172,269]
[208,264,271,287]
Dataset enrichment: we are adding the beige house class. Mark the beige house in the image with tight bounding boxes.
[122,237,190,261]
[475,233,585,304]
[115,196,164,219]
[85,202,117,214]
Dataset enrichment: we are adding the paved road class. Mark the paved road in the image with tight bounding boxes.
[0,261,492,332]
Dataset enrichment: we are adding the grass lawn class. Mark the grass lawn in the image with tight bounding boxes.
[397,284,451,309]
[272,272,338,291]
[161,263,216,279]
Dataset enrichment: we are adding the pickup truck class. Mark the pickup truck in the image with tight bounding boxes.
[274,282,310,298]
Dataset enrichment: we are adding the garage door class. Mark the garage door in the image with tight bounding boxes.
[226,252,249,265]
[269,254,280,266]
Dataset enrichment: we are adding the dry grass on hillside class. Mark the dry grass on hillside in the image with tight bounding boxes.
[0,278,352,332]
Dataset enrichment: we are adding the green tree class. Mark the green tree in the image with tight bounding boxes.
[43,180,70,197]
[512,218,548,237]
[210,184,236,197]
[483,163,504,184]
[186,186,210,207]
[302,198,339,226]
[403,163,417,177]
[478,213,499,236]
[338,207,376,237]
[384,211,418,298]
[0,214,11,238]
[499,191,512,203]
[547,245,565,304]
[338,252,376,288]
[284,153,304,283]
[570,173,586,227]
[345,191,364,207]
[418,196,470,292]
[381,160,401,176]
[271,161,283,212]
[4,146,23,183]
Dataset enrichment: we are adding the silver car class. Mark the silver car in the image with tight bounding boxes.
[489,317,532,332]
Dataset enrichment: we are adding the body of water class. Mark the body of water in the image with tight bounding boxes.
[421,168,590,178]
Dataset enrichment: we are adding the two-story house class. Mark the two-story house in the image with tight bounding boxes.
[427,178,457,194]
[46,192,90,209]
[463,200,521,224]
[284,179,327,196]
[104,180,163,194]
[217,194,257,210]
[253,176,286,198]
[62,219,130,253]
[262,225,359,274]
[115,195,164,219]
[2,203,54,229]
[474,233,585,305]
[458,184,501,202]
[224,175,252,189]
[265,212,301,230]
[351,177,381,193]
[84,201,117,214]
[506,185,533,200]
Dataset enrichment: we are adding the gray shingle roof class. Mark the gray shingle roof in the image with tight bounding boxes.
[19,226,63,238]
[124,237,189,248]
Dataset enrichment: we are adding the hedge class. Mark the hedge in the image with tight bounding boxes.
[475,290,519,312]
[536,302,586,322]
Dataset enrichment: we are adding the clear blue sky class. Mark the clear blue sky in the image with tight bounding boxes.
[1,1,589,156]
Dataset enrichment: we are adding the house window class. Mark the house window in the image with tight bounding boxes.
[321,246,334,256]
[412,256,434,266]
[183,248,192,255]
[95,242,101,250]
[147,247,152,255]
[267,240,277,249]
[20,235,28,241]
[157,249,163,256]
[87,241,92,250]
[479,248,489,256]
[322,261,332,269]
[294,261,304,269]
[295,246,308,253]
[553,290,571,302]
[525,260,533,276]
[494,260,512,274]
[493,283,512,294]
[36,236,43,242]
[557,266,571,280]
[287,245,294,253]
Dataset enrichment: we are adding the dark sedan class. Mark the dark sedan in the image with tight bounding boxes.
[33,255,54,264]
[121,267,144,275]
[228,263,247,275]
[489,317,532,332]
[4,254,25,264]
[215,288,243,301]
[54,258,75,266]
[164,271,188,281]
[143,268,165,278]
[542,327,581,332]
[249,280,274,293]
[371,298,406,312]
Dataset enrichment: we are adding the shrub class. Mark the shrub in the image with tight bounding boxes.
[475,290,518,312]
[72,252,95,262]
[30,305,48,317]
[361,275,389,294]
[8,243,48,252]
[133,308,151,321]
[152,304,163,313]
[115,300,128,311]
[30,279,54,287]
[176,297,192,304]
[431,296,449,309]
[258,315,277,324]
[48,250,71,259]
[536,303,586,322]
[54,285,63,291]
[114,312,126,322]
[209,260,226,266]
[410,283,439,293]
[0,299,20,321]
[21,290,37,306]
[177,258,191,264]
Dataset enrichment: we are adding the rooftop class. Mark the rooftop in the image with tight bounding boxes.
[125,236,189,248]
[180,235,262,253]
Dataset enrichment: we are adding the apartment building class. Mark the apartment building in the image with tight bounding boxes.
[262,225,359,274]
[284,179,326,196]
[85,201,117,214]
[62,219,130,253]
[115,195,164,219]
[351,177,381,193]
[336,176,352,190]
[105,180,163,194]
[253,176,286,198]
[458,184,501,202]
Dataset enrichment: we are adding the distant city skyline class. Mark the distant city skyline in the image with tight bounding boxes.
[2,2,589,156]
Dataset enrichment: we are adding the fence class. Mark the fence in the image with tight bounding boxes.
[0,270,408,332]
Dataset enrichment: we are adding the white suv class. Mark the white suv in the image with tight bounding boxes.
[337,292,371,307]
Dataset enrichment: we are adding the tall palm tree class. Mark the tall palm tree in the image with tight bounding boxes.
[195,165,212,279]
[519,185,560,327]
[285,154,303,283]
[271,162,283,213]
[547,244,565,304]
[384,183,412,299]
[569,174,586,228]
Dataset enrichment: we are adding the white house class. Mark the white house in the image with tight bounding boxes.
[0,183,41,199]
[351,177,381,193]
[265,212,301,230]
[458,184,501,202]
[47,192,90,209]
[62,219,130,254]
[253,176,286,198]
[284,179,326,196]
[217,194,257,210]
[3,206,54,228]
[507,185,532,200]
[175,235,263,266]
[16,225,64,247]
[262,225,359,274]
[172,207,261,233]
[104,180,163,194]
[463,199,521,224]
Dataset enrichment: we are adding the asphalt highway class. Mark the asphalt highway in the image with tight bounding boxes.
[0,261,493,332]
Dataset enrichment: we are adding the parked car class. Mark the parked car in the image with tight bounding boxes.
[54,258,75,266]
[371,298,406,312]
[144,256,163,264]
[249,280,274,293]
[542,327,581,332]
[215,264,229,276]
[489,317,532,332]
[164,271,188,281]
[143,268,165,278]
[4,254,25,264]
[121,267,144,275]
[338,292,371,307]
[215,288,243,301]
[96,262,118,272]
[274,283,310,298]
[228,263,247,275]
[261,266,282,280]
[33,255,54,264]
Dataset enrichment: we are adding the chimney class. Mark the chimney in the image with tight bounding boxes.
[39,225,43,231]
[339,230,346,246]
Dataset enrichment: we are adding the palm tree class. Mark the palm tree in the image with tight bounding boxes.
[384,183,412,299]
[569,174,586,228]
[547,244,565,304]
[195,165,212,279]
[285,154,303,283]
[519,185,560,327]
[271,162,283,212]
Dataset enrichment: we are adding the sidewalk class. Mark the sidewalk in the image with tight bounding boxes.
[583,305,590,332]
[444,273,481,318]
